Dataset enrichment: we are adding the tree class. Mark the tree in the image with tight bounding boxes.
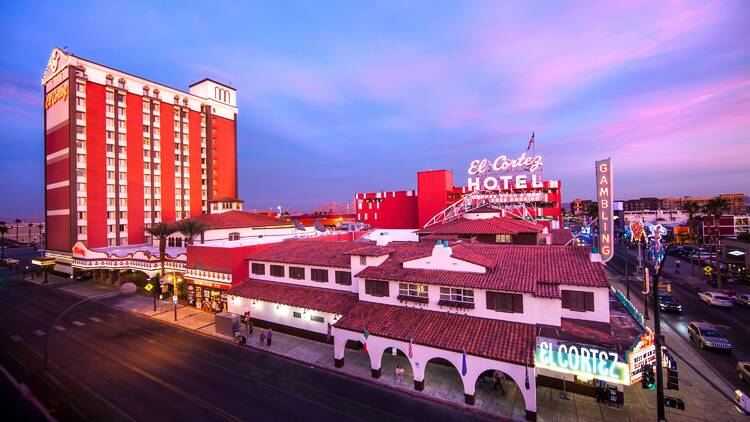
[703,197,730,289]
[0,225,8,260]
[14,219,21,244]
[145,222,177,281]
[682,202,701,244]
[27,223,33,245]
[37,223,44,249]
[175,219,210,245]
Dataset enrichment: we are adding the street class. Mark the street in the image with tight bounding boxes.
[608,244,750,391]
[0,273,487,422]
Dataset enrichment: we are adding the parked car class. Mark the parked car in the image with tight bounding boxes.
[658,293,683,313]
[687,322,732,351]
[698,291,734,308]
[739,362,750,383]
[736,294,750,308]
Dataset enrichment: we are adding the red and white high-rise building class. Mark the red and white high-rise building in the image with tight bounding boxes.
[42,48,238,263]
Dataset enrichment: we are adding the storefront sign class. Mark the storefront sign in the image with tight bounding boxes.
[536,338,629,384]
[595,158,614,262]
[467,152,544,192]
[628,332,656,384]
[45,83,69,109]
[42,48,71,84]
[474,192,547,204]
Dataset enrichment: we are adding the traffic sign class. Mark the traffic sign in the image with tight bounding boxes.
[144,283,154,292]
[172,296,178,304]
[703,265,713,275]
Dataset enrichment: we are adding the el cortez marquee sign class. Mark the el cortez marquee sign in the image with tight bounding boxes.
[596,158,614,263]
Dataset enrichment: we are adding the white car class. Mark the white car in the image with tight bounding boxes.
[736,294,750,308]
[698,291,734,308]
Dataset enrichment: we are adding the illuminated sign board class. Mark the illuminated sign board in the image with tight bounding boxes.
[628,332,656,384]
[45,83,69,110]
[42,48,71,84]
[473,192,546,204]
[467,152,544,192]
[535,338,629,384]
[595,158,614,262]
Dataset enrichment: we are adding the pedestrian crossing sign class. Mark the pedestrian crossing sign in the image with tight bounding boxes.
[703,266,713,275]
[144,283,154,292]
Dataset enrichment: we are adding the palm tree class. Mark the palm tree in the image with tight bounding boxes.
[175,219,210,245]
[27,223,33,245]
[682,202,701,244]
[14,219,21,244]
[0,225,8,260]
[145,222,177,280]
[37,223,44,249]
[703,197,730,289]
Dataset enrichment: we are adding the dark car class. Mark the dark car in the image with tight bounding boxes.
[658,293,682,313]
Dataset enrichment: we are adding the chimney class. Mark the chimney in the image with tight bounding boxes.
[432,239,452,257]
[376,232,392,246]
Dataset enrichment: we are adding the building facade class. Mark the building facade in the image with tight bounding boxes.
[356,169,563,230]
[42,48,238,262]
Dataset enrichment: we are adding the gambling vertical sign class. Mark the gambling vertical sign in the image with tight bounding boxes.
[596,158,614,263]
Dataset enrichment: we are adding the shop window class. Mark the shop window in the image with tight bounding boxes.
[293,312,302,319]
[310,315,324,323]
[311,268,328,283]
[251,263,265,275]
[562,290,595,312]
[486,291,523,313]
[365,280,389,297]
[289,266,305,280]
[270,265,284,277]
[228,232,240,241]
[334,271,351,285]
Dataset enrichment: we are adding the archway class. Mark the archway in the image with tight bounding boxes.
[473,368,526,419]
[376,347,414,386]
[341,340,371,378]
[422,357,464,403]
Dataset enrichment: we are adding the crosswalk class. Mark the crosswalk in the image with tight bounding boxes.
[7,313,111,344]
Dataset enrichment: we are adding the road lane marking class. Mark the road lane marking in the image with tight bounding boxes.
[72,321,86,327]
[33,330,46,337]
[89,317,102,322]
[10,335,22,342]
[54,325,66,332]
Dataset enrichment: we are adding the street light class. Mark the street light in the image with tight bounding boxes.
[43,282,136,370]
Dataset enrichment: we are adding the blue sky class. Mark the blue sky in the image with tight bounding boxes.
[1,0,749,220]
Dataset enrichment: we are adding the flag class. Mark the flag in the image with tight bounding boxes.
[408,338,413,359]
[363,329,369,353]
[461,349,467,376]
[526,132,535,151]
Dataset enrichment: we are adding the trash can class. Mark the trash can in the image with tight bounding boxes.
[215,312,240,337]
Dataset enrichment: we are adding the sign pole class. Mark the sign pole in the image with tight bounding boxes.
[625,241,630,300]
[652,251,669,422]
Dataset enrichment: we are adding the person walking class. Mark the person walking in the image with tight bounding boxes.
[247,320,254,336]
[395,363,405,384]
[259,328,266,345]
[266,328,273,346]
[493,370,505,395]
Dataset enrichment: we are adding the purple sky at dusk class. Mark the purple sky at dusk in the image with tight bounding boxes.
[1,1,749,220]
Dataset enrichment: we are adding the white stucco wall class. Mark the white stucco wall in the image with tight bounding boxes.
[228,296,338,335]
[559,285,610,323]
[248,261,358,293]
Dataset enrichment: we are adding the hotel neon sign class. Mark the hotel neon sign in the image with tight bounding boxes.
[536,339,629,384]
[467,152,544,191]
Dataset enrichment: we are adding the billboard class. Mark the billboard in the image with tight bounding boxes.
[596,158,614,263]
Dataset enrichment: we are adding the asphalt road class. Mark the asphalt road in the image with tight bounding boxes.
[607,243,750,391]
[0,273,488,422]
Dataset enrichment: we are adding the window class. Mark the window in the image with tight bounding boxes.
[359,256,367,266]
[270,265,284,277]
[76,125,85,134]
[77,226,86,234]
[439,287,474,308]
[335,271,352,285]
[228,232,240,241]
[76,111,85,120]
[397,283,429,304]
[562,290,595,312]
[289,266,305,280]
[77,211,86,219]
[106,144,114,152]
[310,315,324,323]
[76,97,85,106]
[293,312,302,319]
[496,234,512,244]
[365,280,389,297]
[486,291,523,313]
[251,263,265,275]
[311,268,328,283]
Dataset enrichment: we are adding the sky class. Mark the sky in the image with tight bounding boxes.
[1,0,749,220]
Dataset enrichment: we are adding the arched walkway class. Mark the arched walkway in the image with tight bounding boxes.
[422,357,465,403]
[473,369,527,419]
[376,347,414,386]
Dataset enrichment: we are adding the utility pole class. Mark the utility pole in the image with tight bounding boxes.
[624,241,630,300]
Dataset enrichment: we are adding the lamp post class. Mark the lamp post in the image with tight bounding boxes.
[44,283,136,370]
[651,246,671,422]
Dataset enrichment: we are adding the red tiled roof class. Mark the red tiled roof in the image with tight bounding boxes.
[345,245,396,257]
[207,197,245,203]
[227,280,357,315]
[418,217,544,235]
[443,244,495,269]
[179,210,292,230]
[534,281,561,298]
[357,243,608,295]
[247,239,369,268]
[549,228,574,245]
[334,302,536,366]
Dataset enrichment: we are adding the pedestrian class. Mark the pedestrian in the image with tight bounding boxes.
[259,328,266,345]
[266,328,273,346]
[493,370,505,395]
[675,259,681,273]
[395,363,405,384]
[247,320,253,336]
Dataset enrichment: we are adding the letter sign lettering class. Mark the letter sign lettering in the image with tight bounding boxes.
[595,158,614,263]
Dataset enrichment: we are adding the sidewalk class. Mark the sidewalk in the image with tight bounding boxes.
[47,278,747,421]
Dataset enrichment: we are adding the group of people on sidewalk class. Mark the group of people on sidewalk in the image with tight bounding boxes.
[241,315,273,346]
